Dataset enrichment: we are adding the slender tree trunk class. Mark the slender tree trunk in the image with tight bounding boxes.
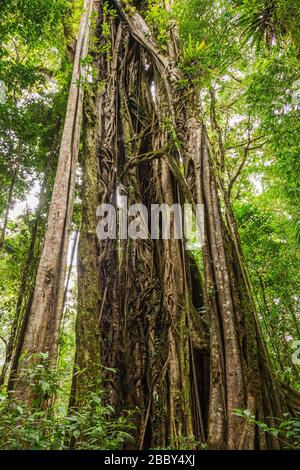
[4,136,59,389]
[0,162,19,251]
[11,0,93,400]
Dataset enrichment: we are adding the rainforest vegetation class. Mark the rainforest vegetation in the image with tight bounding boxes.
[0,0,299,450]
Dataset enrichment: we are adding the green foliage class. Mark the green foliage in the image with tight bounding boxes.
[0,0,67,44]
[145,1,173,48]
[66,391,134,450]
[174,0,244,81]
[234,408,300,449]
[180,34,207,78]
[233,0,300,51]
[235,198,300,384]
[0,0,70,99]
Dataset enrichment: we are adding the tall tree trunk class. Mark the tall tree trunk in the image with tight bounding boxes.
[70,0,299,450]
[1,138,58,387]
[71,5,208,449]
[69,1,122,418]
[69,89,102,418]
[11,0,93,400]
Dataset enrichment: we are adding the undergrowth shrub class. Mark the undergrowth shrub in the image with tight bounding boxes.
[0,353,134,450]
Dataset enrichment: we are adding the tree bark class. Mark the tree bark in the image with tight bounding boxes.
[66,0,287,450]
[69,89,102,417]
[1,138,58,387]
[11,0,93,400]
[0,162,19,251]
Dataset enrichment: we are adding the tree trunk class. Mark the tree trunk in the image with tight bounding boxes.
[185,95,283,448]
[1,138,58,387]
[0,162,19,251]
[11,0,93,400]
[67,0,289,450]
[69,1,122,419]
